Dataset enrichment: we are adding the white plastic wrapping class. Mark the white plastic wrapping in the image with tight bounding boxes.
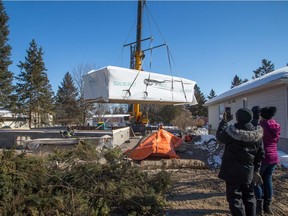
[83,66,198,105]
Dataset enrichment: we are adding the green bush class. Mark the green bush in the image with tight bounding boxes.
[0,143,171,215]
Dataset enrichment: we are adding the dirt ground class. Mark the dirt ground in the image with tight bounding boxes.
[122,136,288,216]
[165,143,288,216]
[165,168,288,216]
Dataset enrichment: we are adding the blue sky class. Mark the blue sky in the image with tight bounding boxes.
[3,0,288,98]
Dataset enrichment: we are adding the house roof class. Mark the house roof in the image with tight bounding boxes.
[205,66,288,106]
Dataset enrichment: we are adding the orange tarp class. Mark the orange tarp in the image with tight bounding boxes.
[125,129,183,160]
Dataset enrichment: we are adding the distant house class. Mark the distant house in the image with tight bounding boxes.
[0,109,28,129]
[0,108,54,129]
[205,66,288,153]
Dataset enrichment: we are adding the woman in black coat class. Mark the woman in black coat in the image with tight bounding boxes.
[217,108,265,216]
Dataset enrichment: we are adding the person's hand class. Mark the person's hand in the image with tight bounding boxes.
[252,172,263,186]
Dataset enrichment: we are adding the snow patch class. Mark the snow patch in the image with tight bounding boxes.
[196,135,288,169]
[278,151,288,169]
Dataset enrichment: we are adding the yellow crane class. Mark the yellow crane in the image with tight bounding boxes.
[126,0,167,133]
[82,0,197,134]
[109,0,176,134]
[130,0,149,126]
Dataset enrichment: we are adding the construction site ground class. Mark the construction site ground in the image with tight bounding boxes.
[120,136,288,216]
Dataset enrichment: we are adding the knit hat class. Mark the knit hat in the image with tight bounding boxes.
[251,106,261,115]
[236,108,253,123]
[260,106,277,120]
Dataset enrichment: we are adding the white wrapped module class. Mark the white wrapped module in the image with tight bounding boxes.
[83,66,198,105]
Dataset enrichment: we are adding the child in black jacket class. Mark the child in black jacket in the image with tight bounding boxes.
[217,108,265,216]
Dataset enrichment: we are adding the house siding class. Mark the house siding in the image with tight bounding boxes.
[207,104,219,130]
[206,67,288,153]
[207,100,238,131]
[247,85,287,138]
[208,85,287,139]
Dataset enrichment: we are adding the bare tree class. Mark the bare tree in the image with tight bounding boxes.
[111,104,128,114]
[93,103,112,123]
[171,108,192,131]
[72,63,96,125]
[141,104,164,123]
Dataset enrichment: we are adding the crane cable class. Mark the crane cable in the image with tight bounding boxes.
[123,69,141,99]
[146,5,179,102]
[141,3,154,99]
[166,45,188,102]
[166,45,174,101]
[123,1,188,103]
[116,17,137,67]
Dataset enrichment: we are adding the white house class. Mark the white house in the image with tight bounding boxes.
[205,66,288,153]
[0,108,54,129]
[0,109,28,128]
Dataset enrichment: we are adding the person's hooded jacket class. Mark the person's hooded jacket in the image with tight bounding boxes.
[259,106,281,165]
[216,108,265,184]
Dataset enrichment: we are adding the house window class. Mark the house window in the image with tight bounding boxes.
[242,98,248,108]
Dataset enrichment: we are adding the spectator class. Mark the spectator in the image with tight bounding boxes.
[216,108,264,216]
[254,106,281,215]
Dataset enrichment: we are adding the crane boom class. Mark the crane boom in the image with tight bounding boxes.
[132,0,148,125]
